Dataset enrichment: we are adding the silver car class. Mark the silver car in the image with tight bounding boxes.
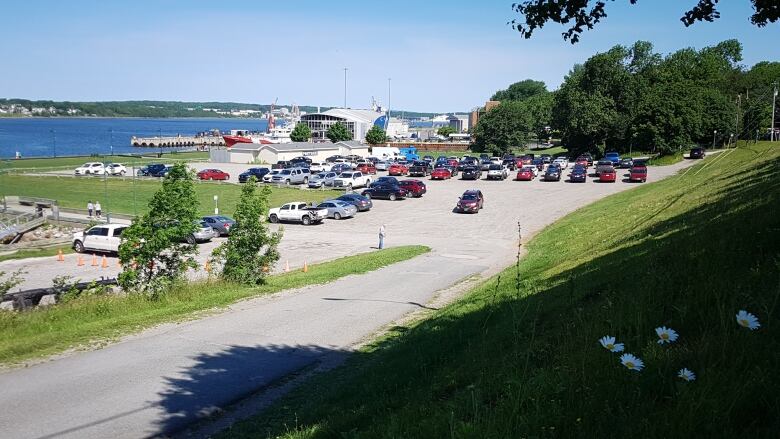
[192,221,218,243]
[316,199,358,220]
[308,171,339,188]
[375,161,390,171]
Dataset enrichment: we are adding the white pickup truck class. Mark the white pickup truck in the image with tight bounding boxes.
[332,171,372,189]
[268,202,328,225]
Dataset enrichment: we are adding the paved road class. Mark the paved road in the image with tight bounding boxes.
[0,158,704,438]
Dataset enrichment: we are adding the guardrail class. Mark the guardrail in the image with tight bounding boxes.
[1,278,117,310]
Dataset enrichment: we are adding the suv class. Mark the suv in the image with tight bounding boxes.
[72,224,127,253]
[398,179,426,197]
[238,167,270,183]
[74,162,105,176]
[137,163,167,177]
[455,190,484,214]
[604,151,620,165]
[486,164,508,180]
[408,161,430,177]
[271,167,310,185]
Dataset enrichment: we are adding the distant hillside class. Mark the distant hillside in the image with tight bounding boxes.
[0,99,438,119]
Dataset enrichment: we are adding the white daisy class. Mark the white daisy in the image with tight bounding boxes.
[598,336,625,353]
[736,310,760,330]
[620,353,644,372]
[677,368,696,382]
[655,326,679,344]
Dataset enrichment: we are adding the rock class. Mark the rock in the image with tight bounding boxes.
[0,301,15,312]
[38,294,57,307]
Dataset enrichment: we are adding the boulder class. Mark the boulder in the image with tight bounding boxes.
[38,294,57,307]
[0,301,15,312]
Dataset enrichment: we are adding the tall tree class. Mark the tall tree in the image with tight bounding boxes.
[491,79,548,101]
[437,126,456,138]
[365,125,388,145]
[326,122,353,143]
[471,101,532,155]
[290,123,311,142]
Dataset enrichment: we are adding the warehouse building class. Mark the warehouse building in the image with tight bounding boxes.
[210,141,369,164]
[300,107,388,142]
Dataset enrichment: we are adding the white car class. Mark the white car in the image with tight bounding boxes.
[72,224,127,253]
[522,165,539,177]
[552,157,569,169]
[105,163,127,176]
[309,162,331,173]
[74,162,106,176]
[263,170,280,183]
[486,164,508,180]
[332,171,372,189]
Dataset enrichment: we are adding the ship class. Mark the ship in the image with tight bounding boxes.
[222,100,299,148]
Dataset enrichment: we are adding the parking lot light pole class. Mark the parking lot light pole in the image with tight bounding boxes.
[213,195,219,215]
[50,129,56,158]
[712,130,717,149]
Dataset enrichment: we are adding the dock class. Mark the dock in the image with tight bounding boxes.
[130,135,225,148]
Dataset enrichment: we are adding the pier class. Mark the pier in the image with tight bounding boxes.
[130,134,225,148]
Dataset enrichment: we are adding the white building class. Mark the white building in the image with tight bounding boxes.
[386,117,410,139]
[448,114,471,133]
[210,141,370,164]
[299,108,388,142]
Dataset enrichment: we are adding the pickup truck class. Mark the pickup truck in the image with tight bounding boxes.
[268,202,328,225]
[332,171,372,189]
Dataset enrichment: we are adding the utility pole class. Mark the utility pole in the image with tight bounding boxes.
[772,81,778,142]
[388,77,391,119]
[343,68,348,109]
[734,94,741,146]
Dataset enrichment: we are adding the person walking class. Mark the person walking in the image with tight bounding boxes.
[87,200,94,218]
[378,224,386,249]
[95,201,102,218]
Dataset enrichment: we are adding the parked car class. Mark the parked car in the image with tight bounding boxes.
[552,157,569,169]
[192,221,219,243]
[375,161,390,171]
[272,160,291,170]
[271,167,311,185]
[388,163,409,176]
[595,160,614,176]
[201,215,236,236]
[362,184,408,201]
[480,159,493,171]
[690,147,705,159]
[237,167,269,183]
[618,157,634,169]
[521,164,539,177]
[309,162,330,173]
[308,171,338,188]
[629,165,648,182]
[604,151,621,165]
[197,169,230,181]
[430,166,452,180]
[137,163,166,177]
[408,161,430,177]
[531,158,545,171]
[515,167,535,181]
[105,163,127,176]
[398,179,427,197]
[72,224,127,253]
[74,162,106,176]
[336,193,373,211]
[370,176,400,187]
[333,171,372,189]
[486,164,508,180]
[151,166,173,178]
[574,156,590,168]
[317,199,358,219]
[263,169,280,183]
[540,154,552,164]
[544,165,562,181]
[461,166,482,180]
[268,202,328,225]
[455,190,484,214]
[356,163,377,175]
[599,166,617,182]
[580,153,594,166]
[569,165,588,183]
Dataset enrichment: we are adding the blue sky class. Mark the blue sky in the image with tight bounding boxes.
[0,0,777,112]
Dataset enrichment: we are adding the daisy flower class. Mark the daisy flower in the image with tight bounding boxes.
[598,336,625,353]
[736,310,760,330]
[619,353,644,372]
[655,326,679,344]
[677,368,696,382]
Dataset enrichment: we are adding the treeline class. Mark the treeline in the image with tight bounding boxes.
[473,39,780,156]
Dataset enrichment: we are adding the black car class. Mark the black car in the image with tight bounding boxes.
[461,166,481,180]
[690,147,705,159]
[618,157,634,168]
[361,184,407,201]
[408,161,430,177]
[544,165,562,181]
[569,165,587,182]
[502,159,517,171]
[369,176,399,187]
[238,167,270,183]
[272,160,291,170]
[456,189,484,214]
[336,193,373,211]
[137,163,166,176]
[150,165,172,178]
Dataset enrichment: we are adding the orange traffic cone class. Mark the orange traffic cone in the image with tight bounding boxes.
[77,255,85,266]
[101,255,108,268]
[303,261,308,273]
[57,249,64,262]
[204,260,211,273]
[284,260,290,272]
[91,254,98,267]
[117,259,122,268]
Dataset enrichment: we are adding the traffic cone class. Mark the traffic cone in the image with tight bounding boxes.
[77,255,85,266]
[204,260,211,273]
[117,259,122,269]
[101,255,108,268]
[57,249,64,262]
[284,260,290,272]
[91,254,98,267]
[303,261,308,273]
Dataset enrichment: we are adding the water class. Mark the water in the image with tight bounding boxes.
[0,117,269,158]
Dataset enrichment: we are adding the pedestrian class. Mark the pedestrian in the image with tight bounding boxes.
[378,224,386,249]
[95,201,102,218]
[87,200,94,218]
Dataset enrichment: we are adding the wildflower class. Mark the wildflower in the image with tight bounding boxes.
[598,336,624,353]
[619,353,644,372]
[678,368,696,382]
[655,326,679,344]
[736,310,760,330]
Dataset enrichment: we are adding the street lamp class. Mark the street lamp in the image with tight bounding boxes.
[50,129,56,158]
[712,130,717,149]
[109,128,114,157]
[213,195,219,215]
[729,133,734,148]
[158,128,163,157]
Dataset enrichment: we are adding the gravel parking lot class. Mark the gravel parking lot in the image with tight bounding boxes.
[4,160,697,291]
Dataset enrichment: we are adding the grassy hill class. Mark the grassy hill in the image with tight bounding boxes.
[225,142,780,438]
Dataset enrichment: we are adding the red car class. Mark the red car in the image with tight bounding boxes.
[399,179,427,197]
[447,159,459,169]
[575,157,589,168]
[197,169,230,181]
[629,165,647,182]
[430,167,452,180]
[599,166,617,182]
[515,167,535,181]
[388,163,408,176]
[356,163,377,175]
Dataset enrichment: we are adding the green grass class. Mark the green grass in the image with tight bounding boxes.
[225,142,780,438]
[0,151,208,172]
[0,245,430,365]
[0,175,342,216]
[0,246,74,263]
[648,151,684,166]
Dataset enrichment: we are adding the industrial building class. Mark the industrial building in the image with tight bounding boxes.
[448,114,471,133]
[299,107,387,142]
[210,141,369,164]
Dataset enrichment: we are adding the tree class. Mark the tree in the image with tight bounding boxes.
[437,126,456,138]
[510,1,779,44]
[118,163,199,296]
[471,101,533,155]
[326,122,353,143]
[290,123,311,142]
[365,125,388,145]
[491,79,548,101]
[211,178,282,285]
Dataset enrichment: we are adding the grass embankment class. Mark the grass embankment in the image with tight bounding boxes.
[226,142,780,438]
[0,175,342,216]
[0,247,74,263]
[0,245,430,365]
[0,151,208,172]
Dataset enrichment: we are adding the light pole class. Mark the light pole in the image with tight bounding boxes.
[158,128,163,157]
[712,130,717,149]
[213,195,219,215]
[729,133,734,148]
[50,129,56,158]
[109,128,114,157]
[772,82,778,142]
[343,67,348,108]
